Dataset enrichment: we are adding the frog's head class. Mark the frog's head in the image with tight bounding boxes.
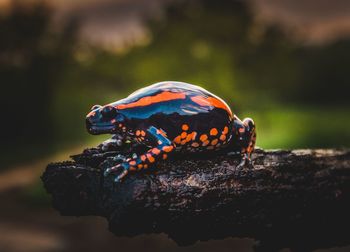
[86,104,126,135]
[235,117,256,154]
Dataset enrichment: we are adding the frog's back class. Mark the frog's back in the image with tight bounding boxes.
[112,81,233,120]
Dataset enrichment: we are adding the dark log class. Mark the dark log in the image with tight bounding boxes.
[41,145,350,252]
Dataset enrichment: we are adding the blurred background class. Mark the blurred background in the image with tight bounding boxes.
[0,0,349,251]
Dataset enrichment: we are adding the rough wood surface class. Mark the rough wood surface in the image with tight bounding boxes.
[41,145,350,251]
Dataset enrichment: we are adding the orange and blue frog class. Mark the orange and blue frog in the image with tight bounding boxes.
[86,81,256,182]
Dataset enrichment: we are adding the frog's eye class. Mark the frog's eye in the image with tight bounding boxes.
[101,105,117,119]
[91,104,102,111]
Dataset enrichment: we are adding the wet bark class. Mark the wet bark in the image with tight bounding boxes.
[41,145,350,252]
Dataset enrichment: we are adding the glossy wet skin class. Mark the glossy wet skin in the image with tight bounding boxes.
[86,81,256,182]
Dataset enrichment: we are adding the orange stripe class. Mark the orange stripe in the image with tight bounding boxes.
[117,91,186,110]
[190,96,232,117]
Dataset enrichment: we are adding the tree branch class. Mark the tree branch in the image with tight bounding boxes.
[41,145,350,251]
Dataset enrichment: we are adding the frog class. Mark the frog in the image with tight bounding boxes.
[86,81,256,182]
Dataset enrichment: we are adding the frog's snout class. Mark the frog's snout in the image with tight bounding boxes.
[86,117,94,134]
[86,116,102,135]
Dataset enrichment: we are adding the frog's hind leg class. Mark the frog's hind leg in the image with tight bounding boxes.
[104,126,175,182]
[235,118,256,176]
[235,152,254,177]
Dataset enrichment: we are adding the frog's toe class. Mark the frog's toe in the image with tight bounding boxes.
[112,154,126,162]
[247,159,254,170]
[114,170,129,183]
[235,160,245,176]
[114,176,121,183]
[104,167,112,177]
[104,163,124,176]
[100,141,120,151]
[235,153,254,176]
[99,135,125,151]
[104,162,130,183]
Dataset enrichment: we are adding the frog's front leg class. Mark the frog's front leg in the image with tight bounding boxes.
[104,126,175,182]
[99,134,125,151]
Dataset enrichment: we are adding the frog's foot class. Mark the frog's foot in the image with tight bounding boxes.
[104,162,130,183]
[235,153,254,177]
[104,126,175,183]
[99,134,124,151]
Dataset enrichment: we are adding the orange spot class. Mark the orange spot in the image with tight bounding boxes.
[182,124,189,131]
[186,133,193,142]
[202,140,209,146]
[140,155,146,161]
[163,154,168,160]
[239,128,245,133]
[138,164,143,169]
[200,134,208,142]
[117,91,186,110]
[162,145,174,152]
[211,139,218,145]
[210,128,218,136]
[223,126,229,134]
[136,130,141,136]
[220,134,226,141]
[144,164,148,169]
[129,161,136,165]
[141,130,146,136]
[192,142,199,147]
[190,96,233,117]
[174,136,181,144]
[181,132,187,139]
[152,148,161,155]
[129,167,137,171]
[148,155,155,163]
[181,139,187,145]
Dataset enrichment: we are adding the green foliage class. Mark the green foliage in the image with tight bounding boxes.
[249,106,350,149]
